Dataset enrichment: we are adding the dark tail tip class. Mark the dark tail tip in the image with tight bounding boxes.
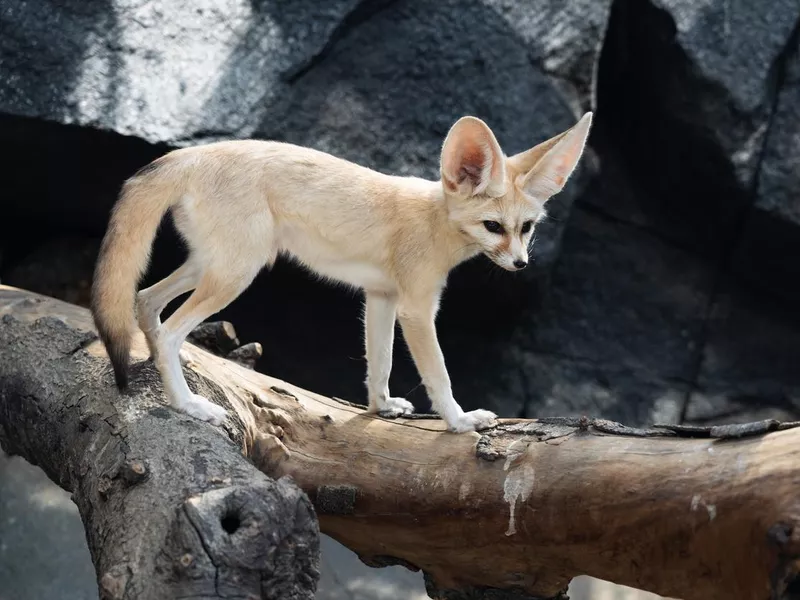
[109,345,130,392]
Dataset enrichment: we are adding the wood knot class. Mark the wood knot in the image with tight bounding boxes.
[476,435,504,462]
[100,564,131,600]
[97,476,114,499]
[179,553,194,567]
[122,459,148,486]
[768,522,800,599]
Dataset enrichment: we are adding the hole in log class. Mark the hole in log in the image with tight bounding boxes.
[220,512,241,535]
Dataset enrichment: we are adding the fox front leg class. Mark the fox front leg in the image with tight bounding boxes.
[396,292,496,432]
[364,292,415,417]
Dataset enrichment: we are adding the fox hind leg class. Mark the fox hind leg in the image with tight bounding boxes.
[137,260,202,363]
[153,268,259,425]
[154,191,277,424]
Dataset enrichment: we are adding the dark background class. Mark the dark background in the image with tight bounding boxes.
[2,0,800,430]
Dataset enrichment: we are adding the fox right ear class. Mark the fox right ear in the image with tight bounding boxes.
[440,116,506,198]
[517,112,593,200]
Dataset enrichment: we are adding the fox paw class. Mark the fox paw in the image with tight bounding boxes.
[377,397,415,419]
[180,394,227,426]
[448,409,497,433]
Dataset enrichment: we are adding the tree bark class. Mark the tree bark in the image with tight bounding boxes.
[0,286,318,600]
[2,284,800,600]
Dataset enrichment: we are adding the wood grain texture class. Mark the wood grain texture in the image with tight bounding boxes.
[1,285,799,600]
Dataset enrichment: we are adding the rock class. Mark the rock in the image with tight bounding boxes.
[253,0,609,175]
[526,207,712,380]
[756,36,800,226]
[511,204,708,426]
[733,33,800,300]
[0,0,360,144]
[648,0,799,186]
[686,282,800,425]
[519,353,686,427]
[588,0,800,260]
[0,0,608,167]
[3,237,99,307]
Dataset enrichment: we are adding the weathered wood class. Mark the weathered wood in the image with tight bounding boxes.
[226,342,263,370]
[0,287,319,600]
[2,284,800,600]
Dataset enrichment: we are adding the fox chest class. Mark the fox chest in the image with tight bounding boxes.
[278,228,395,293]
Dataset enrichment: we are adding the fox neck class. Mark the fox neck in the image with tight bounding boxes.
[425,183,483,269]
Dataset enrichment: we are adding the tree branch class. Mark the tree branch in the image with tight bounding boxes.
[0,286,318,600]
[1,284,799,600]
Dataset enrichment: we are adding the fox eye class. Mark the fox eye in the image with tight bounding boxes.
[521,221,533,234]
[483,220,504,234]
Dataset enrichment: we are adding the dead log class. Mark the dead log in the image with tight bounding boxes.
[0,286,318,600]
[1,284,800,600]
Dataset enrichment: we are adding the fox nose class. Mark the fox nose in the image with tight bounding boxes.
[513,259,527,269]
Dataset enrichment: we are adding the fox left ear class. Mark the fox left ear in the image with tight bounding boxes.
[516,112,593,200]
[440,116,506,198]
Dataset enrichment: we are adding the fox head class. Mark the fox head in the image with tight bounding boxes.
[440,112,593,271]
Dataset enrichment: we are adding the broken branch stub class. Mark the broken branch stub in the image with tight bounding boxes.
[186,320,240,355]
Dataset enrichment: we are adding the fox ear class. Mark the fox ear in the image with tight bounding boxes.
[440,116,506,197]
[506,130,570,175]
[517,112,593,200]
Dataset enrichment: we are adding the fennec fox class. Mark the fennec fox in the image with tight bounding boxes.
[91,112,592,432]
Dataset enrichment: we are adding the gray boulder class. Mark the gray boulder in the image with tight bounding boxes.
[0,0,607,173]
[584,0,800,260]
[650,0,799,186]
[732,31,800,299]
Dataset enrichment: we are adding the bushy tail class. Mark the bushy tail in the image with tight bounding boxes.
[91,158,179,390]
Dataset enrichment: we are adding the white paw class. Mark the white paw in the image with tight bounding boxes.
[181,394,228,426]
[377,397,415,418]
[449,409,497,433]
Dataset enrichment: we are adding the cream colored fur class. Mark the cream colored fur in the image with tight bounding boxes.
[91,112,593,431]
